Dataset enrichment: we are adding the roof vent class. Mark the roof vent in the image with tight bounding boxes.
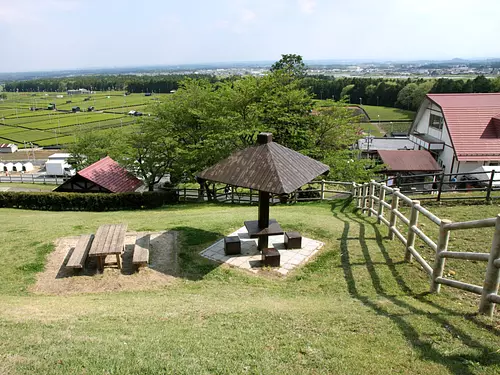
[257,132,273,145]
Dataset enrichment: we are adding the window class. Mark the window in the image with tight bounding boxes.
[489,162,499,166]
[429,114,444,130]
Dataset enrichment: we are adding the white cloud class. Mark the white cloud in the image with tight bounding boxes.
[0,0,81,24]
[241,9,256,23]
[297,0,316,14]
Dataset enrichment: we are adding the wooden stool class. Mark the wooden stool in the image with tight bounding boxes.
[224,236,241,255]
[285,231,302,249]
[262,247,280,267]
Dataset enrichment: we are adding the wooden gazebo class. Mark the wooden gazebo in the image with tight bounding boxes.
[198,132,329,249]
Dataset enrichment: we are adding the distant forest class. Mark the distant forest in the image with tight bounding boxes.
[4,74,500,111]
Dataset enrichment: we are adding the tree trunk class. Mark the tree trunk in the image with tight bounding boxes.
[204,181,214,201]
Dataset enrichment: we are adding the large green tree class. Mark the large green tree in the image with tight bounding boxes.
[270,54,307,78]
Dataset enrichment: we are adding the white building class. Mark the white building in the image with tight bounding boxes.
[13,162,23,172]
[409,93,500,176]
[48,153,71,162]
[67,88,91,95]
[0,143,18,153]
[356,136,415,158]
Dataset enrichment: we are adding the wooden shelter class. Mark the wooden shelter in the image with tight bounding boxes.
[55,156,143,193]
[198,132,329,249]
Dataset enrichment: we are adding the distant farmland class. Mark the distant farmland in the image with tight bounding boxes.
[0,92,166,147]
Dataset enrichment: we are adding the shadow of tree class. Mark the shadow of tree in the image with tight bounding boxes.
[330,198,500,375]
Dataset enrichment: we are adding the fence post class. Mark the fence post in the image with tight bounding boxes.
[436,172,445,202]
[43,174,46,184]
[368,180,375,217]
[250,189,253,204]
[405,200,420,262]
[351,182,355,198]
[430,219,452,293]
[20,174,23,183]
[479,214,500,317]
[55,176,58,185]
[356,184,362,209]
[486,170,495,204]
[377,183,386,224]
[231,187,235,204]
[361,183,368,213]
[388,188,400,240]
[320,179,325,201]
[183,187,187,201]
[31,174,35,184]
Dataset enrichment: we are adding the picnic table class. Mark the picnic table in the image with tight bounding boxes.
[88,224,128,271]
[244,219,283,250]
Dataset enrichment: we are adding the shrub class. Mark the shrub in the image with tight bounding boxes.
[0,190,178,211]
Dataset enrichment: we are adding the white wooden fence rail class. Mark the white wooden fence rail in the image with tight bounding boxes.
[353,180,500,317]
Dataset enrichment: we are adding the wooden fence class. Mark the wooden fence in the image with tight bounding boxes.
[378,170,499,203]
[353,180,500,317]
[171,180,354,204]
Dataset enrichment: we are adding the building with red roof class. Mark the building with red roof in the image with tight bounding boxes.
[55,156,143,193]
[409,93,500,176]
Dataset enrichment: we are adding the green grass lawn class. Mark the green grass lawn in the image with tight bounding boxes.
[361,105,415,121]
[0,182,56,191]
[358,122,383,137]
[0,201,499,374]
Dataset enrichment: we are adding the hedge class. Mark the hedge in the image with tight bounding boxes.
[0,191,178,211]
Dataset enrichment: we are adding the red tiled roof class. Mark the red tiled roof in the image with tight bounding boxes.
[378,150,442,172]
[78,156,142,193]
[427,93,500,161]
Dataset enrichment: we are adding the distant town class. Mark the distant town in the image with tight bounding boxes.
[1,58,499,83]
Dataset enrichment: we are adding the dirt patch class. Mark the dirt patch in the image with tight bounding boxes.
[32,231,179,295]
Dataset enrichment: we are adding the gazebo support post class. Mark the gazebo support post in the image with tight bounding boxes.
[258,191,271,250]
[258,191,270,228]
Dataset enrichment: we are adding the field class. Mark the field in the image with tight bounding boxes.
[0,92,167,147]
[313,101,415,136]
[0,200,498,374]
[360,104,416,121]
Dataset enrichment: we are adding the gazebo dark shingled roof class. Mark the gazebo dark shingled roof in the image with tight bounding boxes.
[197,133,329,194]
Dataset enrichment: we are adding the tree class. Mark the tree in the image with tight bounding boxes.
[396,83,417,110]
[67,129,128,170]
[492,77,500,92]
[340,84,355,102]
[472,75,492,93]
[257,70,314,150]
[124,120,178,191]
[270,54,307,78]
[411,80,434,110]
[309,100,361,154]
[68,124,177,191]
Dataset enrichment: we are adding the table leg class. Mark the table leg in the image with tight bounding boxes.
[258,235,269,251]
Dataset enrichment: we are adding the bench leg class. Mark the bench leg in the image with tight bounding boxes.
[97,256,104,273]
[116,253,122,269]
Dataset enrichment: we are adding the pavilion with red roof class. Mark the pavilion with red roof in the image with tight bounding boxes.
[55,156,143,193]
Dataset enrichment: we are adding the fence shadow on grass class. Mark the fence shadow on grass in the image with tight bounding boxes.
[330,198,500,375]
[171,226,225,281]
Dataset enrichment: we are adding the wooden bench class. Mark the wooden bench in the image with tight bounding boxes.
[133,234,150,269]
[66,234,94,269]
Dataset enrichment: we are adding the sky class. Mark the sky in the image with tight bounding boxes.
[0,0,499,73]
